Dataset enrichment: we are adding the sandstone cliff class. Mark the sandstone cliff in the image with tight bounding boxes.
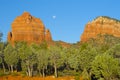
[45,29,52,42]
[8,12,52,44]
[81,16,120,42]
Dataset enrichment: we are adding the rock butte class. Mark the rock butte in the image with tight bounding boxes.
[8,12,52,45]
[81,16,120,42]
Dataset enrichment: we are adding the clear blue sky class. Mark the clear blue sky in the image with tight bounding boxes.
[0,0,120,43]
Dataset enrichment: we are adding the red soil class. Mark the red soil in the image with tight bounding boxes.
[0,76,79,80]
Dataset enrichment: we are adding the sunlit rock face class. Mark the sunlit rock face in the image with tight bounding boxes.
[81,16,120,42]
[45,29,52,42]
[8,12,52,44]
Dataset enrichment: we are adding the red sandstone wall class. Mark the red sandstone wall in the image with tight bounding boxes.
[81,16,120,42]
[8,12,52,44]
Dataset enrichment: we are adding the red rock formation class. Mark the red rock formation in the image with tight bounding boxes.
[8,12,52,44]
[81,16,120,42]
[45,29,52,42]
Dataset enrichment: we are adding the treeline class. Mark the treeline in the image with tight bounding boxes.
[0,34,120,80]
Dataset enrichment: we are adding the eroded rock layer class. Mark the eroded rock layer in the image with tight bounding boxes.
[8,12,52,44]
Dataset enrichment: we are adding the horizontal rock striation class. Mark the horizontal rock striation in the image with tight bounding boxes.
[81,16,120,42]
[8,12,52,44]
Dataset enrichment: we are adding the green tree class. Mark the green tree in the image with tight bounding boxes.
[37,49,49,77]
[79,47,97,70]
[0,32,5,73]
[30,43,49,78]
[61,47,73,70]
[0,42,5,72]
[106,44,120,59]
[4,44,18,73]
[67,47,79,70]
[17,42,36,76]
[49,45,64,77]
[81,68,91,80]
[91,53,120,80]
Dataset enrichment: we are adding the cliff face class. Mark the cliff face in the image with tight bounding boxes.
[45,29,52,42]
[81,16,120,42]
[8,12,52,44]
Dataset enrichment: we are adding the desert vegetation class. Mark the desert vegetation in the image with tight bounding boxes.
[0,33,120,80]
